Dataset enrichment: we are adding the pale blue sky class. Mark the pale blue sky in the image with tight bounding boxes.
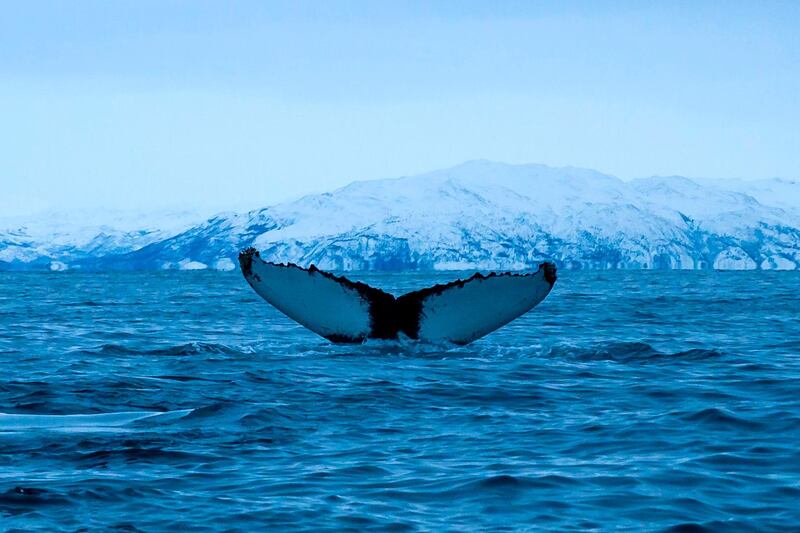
[2,1,799,215]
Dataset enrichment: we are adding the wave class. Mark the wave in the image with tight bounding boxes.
[80,342,255,357]
[62,300,140,307]
[76,447,214,467]
[0,486,70,509]
[449,473,584,493]
[680,407,764,430]
[661,520,759,532]
[74,339,726,363]
[546,342,723,363]
[0,409,193,432]
[332,337,463,356]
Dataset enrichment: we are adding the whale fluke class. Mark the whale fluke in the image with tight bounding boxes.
[239,248,556,345]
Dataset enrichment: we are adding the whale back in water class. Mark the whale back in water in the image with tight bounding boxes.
[238,248,556,345]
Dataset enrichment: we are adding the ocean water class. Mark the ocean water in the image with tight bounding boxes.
[1,270,799,531]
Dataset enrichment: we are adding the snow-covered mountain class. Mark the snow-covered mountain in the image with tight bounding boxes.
[0,209,209,270]
[3,161,799,271]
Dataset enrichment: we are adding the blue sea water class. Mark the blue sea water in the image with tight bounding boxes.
[1,270,799,531]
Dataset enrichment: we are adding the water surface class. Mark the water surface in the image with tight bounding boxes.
[1,270,799,531]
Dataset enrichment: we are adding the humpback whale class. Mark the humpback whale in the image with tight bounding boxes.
[239,248,556,345]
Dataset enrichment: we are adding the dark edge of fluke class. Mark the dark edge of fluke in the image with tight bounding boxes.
[238,247,557,344]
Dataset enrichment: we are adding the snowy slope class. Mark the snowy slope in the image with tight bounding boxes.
[0,209,209,270]
[696,177,800,216]
[5,161,799,271]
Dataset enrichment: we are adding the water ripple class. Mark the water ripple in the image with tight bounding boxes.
[0,270,798,530]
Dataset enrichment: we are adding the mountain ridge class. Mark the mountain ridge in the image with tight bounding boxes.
[2,161,798,271]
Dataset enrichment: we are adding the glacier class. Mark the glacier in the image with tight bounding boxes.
[2,161,799,271]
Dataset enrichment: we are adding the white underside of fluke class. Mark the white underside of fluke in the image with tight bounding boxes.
[414,271,553,344]
[244,258,372,341]
[240,249,556,345]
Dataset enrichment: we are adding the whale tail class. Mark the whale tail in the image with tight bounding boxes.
[239,248,556,345]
